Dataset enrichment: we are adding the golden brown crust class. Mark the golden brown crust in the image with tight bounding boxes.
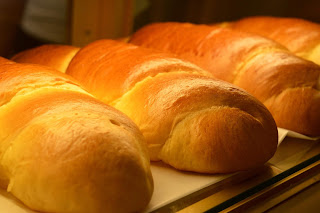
[0,58,153,213]
[114,72,278,173]
[130,22,320,136]
[11,44,80,73]
[10,39,279,173]
[66,39,211,103]
[66,39,278,173]
[225,16,320,65]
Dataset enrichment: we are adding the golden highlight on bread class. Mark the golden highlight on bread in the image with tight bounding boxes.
[129,22,320,136]
[12,44,80,73]
[0,57,153,213]
[222,16,320,65]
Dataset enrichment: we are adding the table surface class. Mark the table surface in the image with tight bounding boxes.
[175,136,320,213]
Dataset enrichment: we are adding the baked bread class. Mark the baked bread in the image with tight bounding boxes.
[221,16,320,65]
[129,22,320,136]
[0,57,153,213]
[12,44,80,73]
[11,39,278,174]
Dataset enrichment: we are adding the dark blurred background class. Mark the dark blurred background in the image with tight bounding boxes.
[1,0,320,58]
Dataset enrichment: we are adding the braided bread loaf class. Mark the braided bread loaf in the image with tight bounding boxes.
[129,22,320,136]
[12,39,278,174]
[221,16,320,65]
[0,57,153,213]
